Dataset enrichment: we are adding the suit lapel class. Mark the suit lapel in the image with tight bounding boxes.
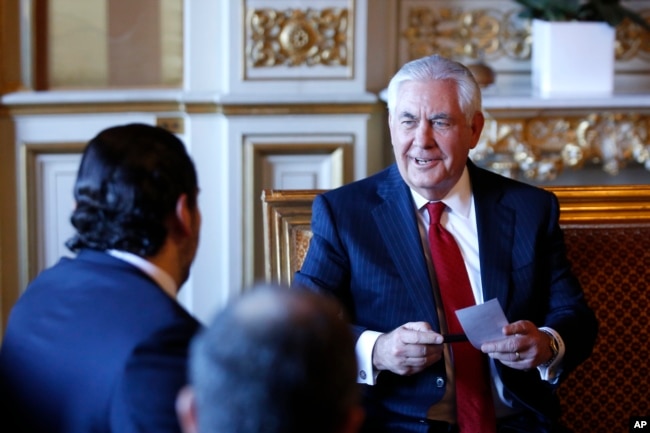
[469,163,515,312]
[372,166,440,327]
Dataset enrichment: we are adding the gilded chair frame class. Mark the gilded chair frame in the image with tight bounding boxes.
[261,185,650,285]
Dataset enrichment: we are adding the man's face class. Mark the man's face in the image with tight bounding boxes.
[389,79,484,201]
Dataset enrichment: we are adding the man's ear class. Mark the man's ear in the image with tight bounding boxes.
[176,385,199,433]
[174,194,193,236]
[469,111,485,150]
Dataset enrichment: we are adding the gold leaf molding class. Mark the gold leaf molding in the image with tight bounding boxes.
[402,6,650,62]
[473,113,650,181]
[247,7,350,67]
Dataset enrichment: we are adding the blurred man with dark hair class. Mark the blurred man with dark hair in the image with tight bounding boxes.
[175,284,365,433]
[0,123,202,433]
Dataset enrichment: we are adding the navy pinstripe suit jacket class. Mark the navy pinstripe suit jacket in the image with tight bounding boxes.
[294,161,597,432]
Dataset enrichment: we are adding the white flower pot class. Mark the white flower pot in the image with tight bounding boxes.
[531,19,615,97]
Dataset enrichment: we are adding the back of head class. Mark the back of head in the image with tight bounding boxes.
[386,54,482,123]
[66,123,198,256]
[189,284,359,433]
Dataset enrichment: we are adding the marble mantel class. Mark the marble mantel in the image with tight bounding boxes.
[482,89,650,113]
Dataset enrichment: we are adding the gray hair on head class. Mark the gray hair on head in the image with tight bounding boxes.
[386,54,482,124]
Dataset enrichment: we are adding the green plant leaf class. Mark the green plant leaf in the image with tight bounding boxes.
[513,0,580,21]
[513,0,650,30]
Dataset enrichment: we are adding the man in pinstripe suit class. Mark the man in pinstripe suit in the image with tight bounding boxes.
[293,55,597,433]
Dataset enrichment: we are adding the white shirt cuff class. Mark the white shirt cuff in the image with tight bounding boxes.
[355,330,383,385]
[536,327,566,383]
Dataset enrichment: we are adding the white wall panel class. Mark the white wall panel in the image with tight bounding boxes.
[34,153,80,270]
[265,154,335,189]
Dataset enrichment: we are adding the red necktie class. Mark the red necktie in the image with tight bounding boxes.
[426,202,496,433]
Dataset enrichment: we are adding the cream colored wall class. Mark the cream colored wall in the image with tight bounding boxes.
[48,0,182,88]
[49,0,108,87]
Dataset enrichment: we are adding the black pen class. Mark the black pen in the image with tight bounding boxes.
[442,333,468,343]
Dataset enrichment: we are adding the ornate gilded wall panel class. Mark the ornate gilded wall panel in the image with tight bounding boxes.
[397,0,650,74]
[401,3,529,62]
[244,0,355,79]
[473,112,650,182]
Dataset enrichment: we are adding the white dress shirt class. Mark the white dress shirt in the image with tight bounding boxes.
[107,249,178,298]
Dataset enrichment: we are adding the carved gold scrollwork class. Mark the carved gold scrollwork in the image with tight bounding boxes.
[247,8,349,67]
[473,114,650,181]
[402,6,649,62]
[615,11,650,60]
[458,10,501,58]
[403,7,530,61]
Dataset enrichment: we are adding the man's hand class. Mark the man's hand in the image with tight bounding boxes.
[480,320,554,370]
[372,322,444,375]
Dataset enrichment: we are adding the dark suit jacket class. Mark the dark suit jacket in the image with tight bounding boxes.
[293,162,598,432]
[0,250,201,433]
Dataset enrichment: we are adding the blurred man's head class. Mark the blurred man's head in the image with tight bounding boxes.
[177,284,364,433]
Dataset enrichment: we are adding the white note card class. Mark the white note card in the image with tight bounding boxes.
[455,298,509,349]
